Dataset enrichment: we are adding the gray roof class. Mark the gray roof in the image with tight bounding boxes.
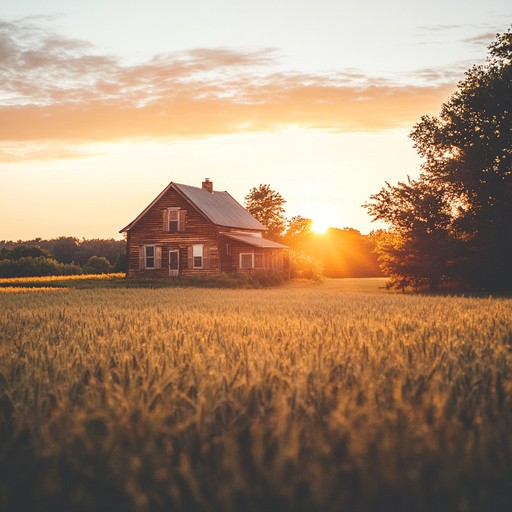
[223,233,288,249]
[120,181,265,232]
[175,183,265,230]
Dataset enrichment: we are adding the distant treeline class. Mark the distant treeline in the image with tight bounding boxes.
[283,228,383,279]
[0,237,126,278]
[0,231,381,279]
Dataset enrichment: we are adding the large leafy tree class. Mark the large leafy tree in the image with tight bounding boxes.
[366,28,512,290]
[244,184,287,241]
[365,178,457,290]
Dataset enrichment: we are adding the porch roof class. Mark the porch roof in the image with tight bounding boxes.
[223,233,288,249]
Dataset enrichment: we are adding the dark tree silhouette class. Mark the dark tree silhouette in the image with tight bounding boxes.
[366,28,512,290]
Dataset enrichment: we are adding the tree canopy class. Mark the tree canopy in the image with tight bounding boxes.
[366,28,512,291]
[244,184,287,241]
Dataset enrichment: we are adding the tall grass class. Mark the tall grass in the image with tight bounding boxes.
[1,280,511,511]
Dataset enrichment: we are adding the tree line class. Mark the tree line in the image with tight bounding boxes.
[0,237,126,278]
[363,28,512,292]
[244,185,382,279]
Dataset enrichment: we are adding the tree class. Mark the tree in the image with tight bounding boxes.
[244,184,287,241]
[284,215,313,249]
[366,28,512,290]
[366,178,457,289]
[83,256,112,274]
[0,245,51,260]
[50,237,80,264]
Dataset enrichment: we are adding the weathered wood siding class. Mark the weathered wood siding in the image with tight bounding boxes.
[124,184,288,279]
[126,187,221,278]
[218,235,288,274]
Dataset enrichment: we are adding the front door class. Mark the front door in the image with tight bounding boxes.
[169,249,180,277]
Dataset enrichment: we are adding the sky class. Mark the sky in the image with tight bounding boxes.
[1,1,511,240]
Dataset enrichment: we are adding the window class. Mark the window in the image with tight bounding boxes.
[187,245,209,270]
[254,253,263,268]
[240,253,254,269]
[163,208,186,232]
[226,244,231,256]
[145,245,155,268]
[139,245,162,270]
[193,244,203,268]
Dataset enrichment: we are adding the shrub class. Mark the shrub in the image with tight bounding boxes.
[83,256,112,275]
[0,257,83,278]
[289,250,324,280]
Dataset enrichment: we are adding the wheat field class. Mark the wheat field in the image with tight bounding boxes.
[1,279,511,512]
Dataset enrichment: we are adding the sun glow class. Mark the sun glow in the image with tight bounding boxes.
[311,216,330,234]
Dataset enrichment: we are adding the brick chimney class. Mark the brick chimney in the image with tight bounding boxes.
[202,178,213,193]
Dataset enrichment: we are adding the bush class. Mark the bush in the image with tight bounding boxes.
[289,251,324,280]
[83,256,112,275]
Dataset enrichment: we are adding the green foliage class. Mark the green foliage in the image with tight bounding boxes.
[0,273,287,289]
[83,256,112,274]
[0,257,83,278]
[0,237,126,277]
[284,215,313,249]
[0,237,126,267]
[0,244,51,260]
[366,28,512,291]
[244,184,287,241]
[73,238,126,266]
[283,219,381,279]
[288,250,324,280]
[366,178,457,290]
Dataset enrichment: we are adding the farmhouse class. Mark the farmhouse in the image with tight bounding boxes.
[120,179,289,278]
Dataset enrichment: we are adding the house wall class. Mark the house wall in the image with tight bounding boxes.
[126,187,221,278]
[219,236,288,274]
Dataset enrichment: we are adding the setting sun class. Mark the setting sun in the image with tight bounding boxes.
[311,215,330,234]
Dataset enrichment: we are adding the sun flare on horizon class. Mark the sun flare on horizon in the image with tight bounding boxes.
[311,216,330,234]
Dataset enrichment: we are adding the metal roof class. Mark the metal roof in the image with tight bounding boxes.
[174,183,265,230]
[223,233,288,249]
[120,182,266,232]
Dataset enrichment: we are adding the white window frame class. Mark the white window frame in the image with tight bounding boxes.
[193,244,203,269]
[240,252,254,270]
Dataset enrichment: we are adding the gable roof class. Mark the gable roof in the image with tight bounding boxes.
[120,181,265,232]
[175,183,265,230]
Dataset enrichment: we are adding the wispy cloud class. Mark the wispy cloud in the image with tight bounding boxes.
[0,18,458,162]
[463,31,499,45]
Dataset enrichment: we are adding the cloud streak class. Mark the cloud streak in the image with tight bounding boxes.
[0,19,458,161]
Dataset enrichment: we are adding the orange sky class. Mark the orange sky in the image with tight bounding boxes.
[1,5,511,240]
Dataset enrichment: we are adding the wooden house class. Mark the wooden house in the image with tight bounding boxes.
[120,179,289,278]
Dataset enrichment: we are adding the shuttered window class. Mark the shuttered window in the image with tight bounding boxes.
[139,245,162,269]
[163,208,186,232]
[187,245,209,269]
[146,245,155,268]
[193,244,203,268]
